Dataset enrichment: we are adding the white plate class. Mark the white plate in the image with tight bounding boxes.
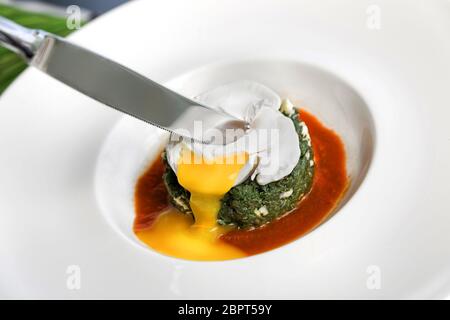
[0,0,449,299]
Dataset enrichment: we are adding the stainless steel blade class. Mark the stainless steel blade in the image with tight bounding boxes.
[29,36,247,143]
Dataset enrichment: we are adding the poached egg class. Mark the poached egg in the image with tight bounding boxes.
[139,81,301,260]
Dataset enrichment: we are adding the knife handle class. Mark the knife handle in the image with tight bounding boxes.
[0,16,47,62]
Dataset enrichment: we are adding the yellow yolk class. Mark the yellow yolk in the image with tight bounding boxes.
[136,149,249,261]
[136,209,244,261]
[177,149,248,232]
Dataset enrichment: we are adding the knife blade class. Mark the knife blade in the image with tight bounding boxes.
[0,16,248,144]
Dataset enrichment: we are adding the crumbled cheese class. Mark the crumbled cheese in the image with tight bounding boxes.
[280,189,294,199]
[279,98,295,116]
[301,123,309,136]
[309,160,314,167]
[174,197,189,210]
[305,151,310,160]
[254,206,269,217]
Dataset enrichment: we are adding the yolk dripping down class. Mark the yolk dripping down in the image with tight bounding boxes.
[177,149,249,233]
[136,148,249,261]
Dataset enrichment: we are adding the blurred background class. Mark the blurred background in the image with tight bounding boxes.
[1,0,130,16]
[0,0,130,94]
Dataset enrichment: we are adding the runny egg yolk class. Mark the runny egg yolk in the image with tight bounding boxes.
[177,148,249,233]
[136,148,249,261]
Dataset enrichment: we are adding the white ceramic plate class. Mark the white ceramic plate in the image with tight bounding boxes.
[0,0,449,299]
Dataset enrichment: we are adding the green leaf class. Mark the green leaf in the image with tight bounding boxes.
[0,4,84,95]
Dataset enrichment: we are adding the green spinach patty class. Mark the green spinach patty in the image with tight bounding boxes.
[162,108,314,229]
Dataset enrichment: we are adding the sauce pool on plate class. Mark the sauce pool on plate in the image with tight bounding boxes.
[133,110,348,260]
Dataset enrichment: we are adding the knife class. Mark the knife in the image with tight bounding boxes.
[0,16,248,144]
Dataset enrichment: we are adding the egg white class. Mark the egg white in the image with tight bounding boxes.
[166,81,301,186]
